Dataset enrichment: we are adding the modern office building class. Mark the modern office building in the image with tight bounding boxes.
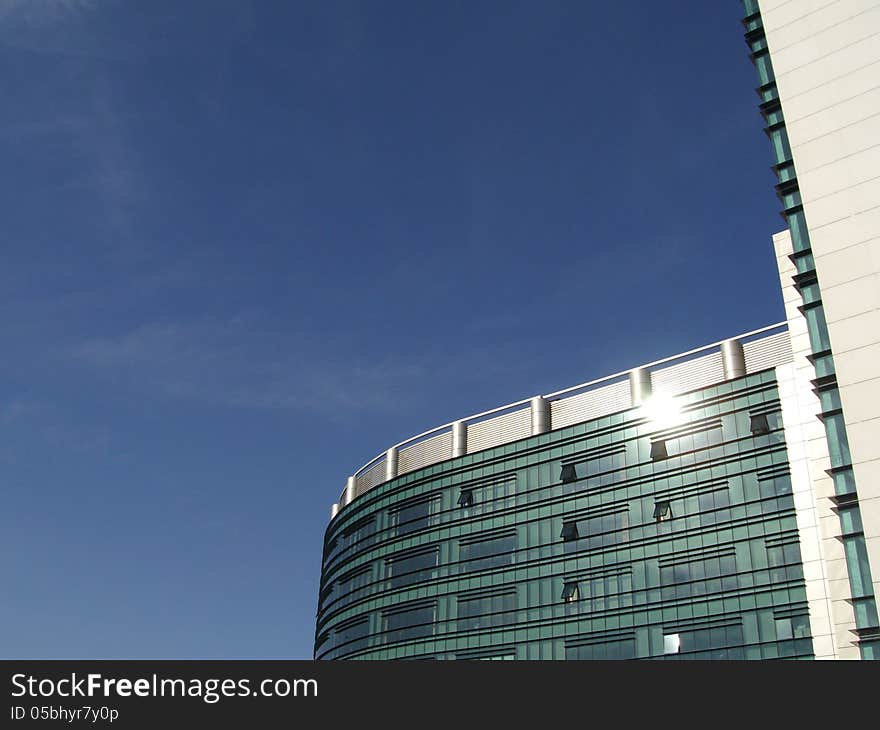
[314,1,880,660]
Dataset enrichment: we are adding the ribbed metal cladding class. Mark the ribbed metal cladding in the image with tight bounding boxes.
[530,396,550,435]
[721,339,747,380]
[356,461,387,496]
[550,379,630,430]
[398,431,452,475]
[468,408,532,453]
[629,368,652,406]
[743,331,792,373]
[452,420,467,457]
[385,447,399,482]
[652,351,724,396]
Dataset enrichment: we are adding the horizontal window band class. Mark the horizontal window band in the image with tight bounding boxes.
[384,544,440,564]
[456,586,518,603]
[564,630,636,650]
[454,646,517,660]
[562,565,633,584]
[321,483,797,605]
[322,434,791,577]
[449,472,518,492]
[748,401,782,417]
[319,514,802,630]
[332,614,370,633]
[662,614,743,635]
[650,479,729,504]
[380,600,437,618]
[563,502,630,523]
[336,564,373,583]
[756,465,791,482]
[327,378,782,539]
[657,546,737,569]
[764,531,801,549]
[772,604,810,620]
[458,529,517,547]
[341,515,376,537]
[649,419,723,444]
[319,557,809,645]
[386,492,441,515]
[560,444,627,468]
[321,480,795,601]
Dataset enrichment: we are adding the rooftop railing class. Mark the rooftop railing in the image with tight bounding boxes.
[331,322,792,519]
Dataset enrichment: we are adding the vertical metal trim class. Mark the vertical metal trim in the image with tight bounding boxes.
[343,475,356,506]
[629,367,653,406]
[452,421,467,457]
[330,503,340,519]
[530,396,551,435]
[721,339,747,380]
[385,447,399,482]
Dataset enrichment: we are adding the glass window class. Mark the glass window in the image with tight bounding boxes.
[824,413,852,468]
[664,633,681,655]
[342,514,376,549]
[389,496,433,535]
[560,522,580,541]
[775,617,793,641]
[334,617,370,652]
[459,532,516,572]
[561,581,579,603]
[803,305,831,353]
[768,126,791,164]
[566,638,635,660]
[457,591,517,631]
[754,51,775,85]
[843,535,875,598]
[750,413,771,436]
[337,564,372,594]
[383,603,435,642]
[787,209,811,253]
[386,548,438,589]
[650,441,668,461]
[458,489,474,508]
[560,464,578,483]
[654,501,672,522]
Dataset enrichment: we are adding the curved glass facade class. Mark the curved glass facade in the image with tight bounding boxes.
[315,368,814,660]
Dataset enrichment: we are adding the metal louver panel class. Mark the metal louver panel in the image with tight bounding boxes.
[468,407,532,453]
[550,379,631,430]
[652,351,725,396]
[355,460,387,497]
[744,331,792,373]
[398,431,453,475]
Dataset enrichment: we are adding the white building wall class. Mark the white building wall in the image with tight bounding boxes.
[774,229,859,658]
[759,0,880,608]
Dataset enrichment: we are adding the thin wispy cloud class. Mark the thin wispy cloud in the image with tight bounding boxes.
[69,316,540,417]
[0,398,110,460]
[0,0,95,25]
[70,318,427,414]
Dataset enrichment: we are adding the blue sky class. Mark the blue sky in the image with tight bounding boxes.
[0,0,783,659]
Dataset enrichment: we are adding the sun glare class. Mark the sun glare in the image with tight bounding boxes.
[638,392,683,429]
